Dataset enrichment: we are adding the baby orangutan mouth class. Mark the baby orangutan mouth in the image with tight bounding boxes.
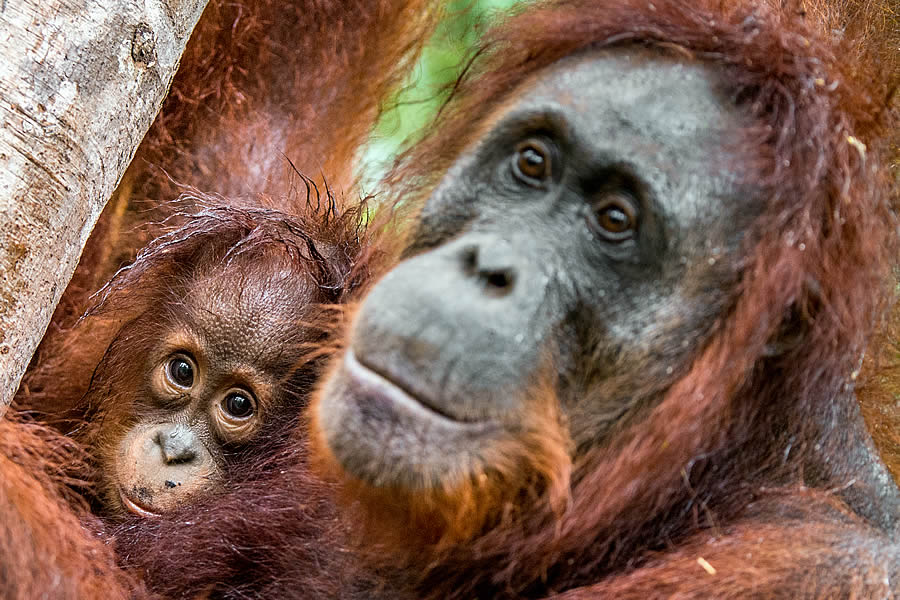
[111,422,223,518]
[118,487,162,518]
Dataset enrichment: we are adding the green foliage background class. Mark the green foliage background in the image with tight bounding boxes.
[359,0,521,189]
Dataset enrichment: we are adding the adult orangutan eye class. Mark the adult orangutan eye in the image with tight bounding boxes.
[512,138,554,186]
[166,355,195,389]
[589,192,639,242]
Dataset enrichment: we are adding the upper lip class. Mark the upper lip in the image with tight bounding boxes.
[348,350,478,424]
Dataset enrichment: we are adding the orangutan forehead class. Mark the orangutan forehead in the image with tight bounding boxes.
[486,48,751,167]
[458,47,760,231]
[180,258,320,359]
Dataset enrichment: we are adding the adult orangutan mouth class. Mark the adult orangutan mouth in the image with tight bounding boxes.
[119,487,161,518]
[346,350,484,426]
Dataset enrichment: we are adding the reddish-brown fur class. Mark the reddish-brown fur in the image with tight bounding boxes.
[3,0,433,597]
[859,294,900,482]
[311,0,900,598]
[0,414,141,598]
[5,0,897,597]
[10,199,378,599]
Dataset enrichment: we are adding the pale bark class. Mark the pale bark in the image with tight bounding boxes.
[0,0,208,409]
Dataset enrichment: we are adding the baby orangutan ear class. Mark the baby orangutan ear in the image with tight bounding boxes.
[111,422,223,517]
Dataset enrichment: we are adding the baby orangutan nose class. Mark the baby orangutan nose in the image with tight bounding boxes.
[156,426,198,464]
[115,423,222,517]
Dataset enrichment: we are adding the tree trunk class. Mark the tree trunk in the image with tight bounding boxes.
[0,0,208,410]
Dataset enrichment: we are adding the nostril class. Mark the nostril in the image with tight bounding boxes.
[458,243,518,297]
[165,447,197,465]
[485,269,513,289]
[482,268,516,296]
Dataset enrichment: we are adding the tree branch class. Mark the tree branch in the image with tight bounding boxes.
[0,0,209,409]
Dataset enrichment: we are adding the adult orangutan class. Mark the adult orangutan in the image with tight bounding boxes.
[311,0,900,597]
[3,0,432,597]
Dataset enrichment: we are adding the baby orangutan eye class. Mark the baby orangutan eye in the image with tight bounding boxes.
[215,388,259,440]
[223,391,254,419]
[166,355,195,389]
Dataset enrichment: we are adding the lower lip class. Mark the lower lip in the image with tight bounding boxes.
[119,488,161,518]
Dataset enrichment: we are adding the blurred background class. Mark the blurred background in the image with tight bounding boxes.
[359,0,521,190]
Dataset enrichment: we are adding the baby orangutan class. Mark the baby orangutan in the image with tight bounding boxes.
[99,240,317,515]
[20,200,366,519]
[3,0,431,593]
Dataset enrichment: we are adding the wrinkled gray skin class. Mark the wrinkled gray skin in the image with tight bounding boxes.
[317,48,900,535]
[319,49,760,489]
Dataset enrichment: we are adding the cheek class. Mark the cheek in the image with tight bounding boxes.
[562,286,731,448]
[91,405,138,486]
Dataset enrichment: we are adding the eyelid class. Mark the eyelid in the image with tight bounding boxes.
[488,108,571,145]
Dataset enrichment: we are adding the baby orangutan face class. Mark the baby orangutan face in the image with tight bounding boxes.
[93,255,322,518]
[111,350,264,517]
